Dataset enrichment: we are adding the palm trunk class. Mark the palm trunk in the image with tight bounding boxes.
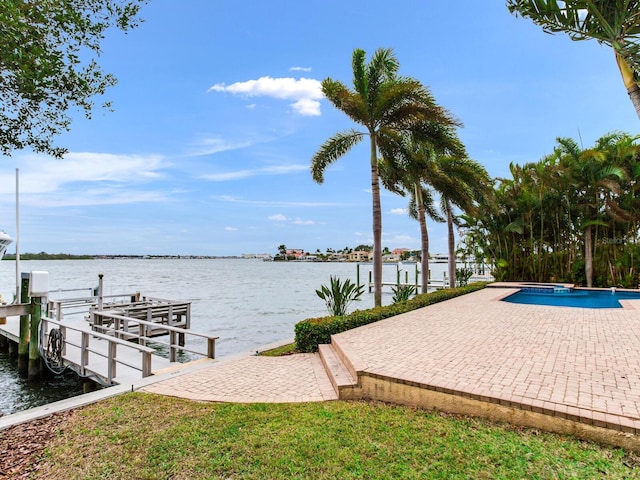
[415,184,429,293]
[446,202,456,288]
[615,52,640,119]
[585,225,593,288]
[370,135,383,307]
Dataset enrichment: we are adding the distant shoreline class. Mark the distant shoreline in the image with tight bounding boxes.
[1,254,244,261]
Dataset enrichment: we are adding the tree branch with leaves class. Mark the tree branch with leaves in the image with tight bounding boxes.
[0,0,146,157]
[507,0,640,118]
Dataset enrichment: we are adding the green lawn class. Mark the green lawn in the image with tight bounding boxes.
[37,393,640,479]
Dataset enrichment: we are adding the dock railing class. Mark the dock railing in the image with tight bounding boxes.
[91,296,191,334]
[40,315,155,384]
[48,291,141,322]
[90,311,218,362]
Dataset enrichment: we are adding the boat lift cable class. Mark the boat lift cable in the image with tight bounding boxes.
[39,331,111,386]
[40,328,67,375]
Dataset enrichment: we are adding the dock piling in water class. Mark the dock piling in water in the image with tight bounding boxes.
[18,273,29,376]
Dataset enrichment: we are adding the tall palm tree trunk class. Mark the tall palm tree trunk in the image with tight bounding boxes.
[446,202,456,287]
[415,184,430,293]
[585,225,593,287]
[370,136,383,307]
[616,53,640,120]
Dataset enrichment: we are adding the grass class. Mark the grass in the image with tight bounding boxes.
[259,342,298,356]
[36,393,640,479]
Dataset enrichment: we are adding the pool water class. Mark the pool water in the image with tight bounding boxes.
[502,288,640,309]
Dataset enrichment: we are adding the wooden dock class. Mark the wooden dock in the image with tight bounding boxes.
[0,277,219,386]
[0,315,171,384]
[88,296,191,339]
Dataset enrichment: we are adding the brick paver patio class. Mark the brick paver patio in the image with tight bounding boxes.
[141,287,640,435]
[141,354,338,403]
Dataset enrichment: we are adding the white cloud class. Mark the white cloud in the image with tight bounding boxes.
[214,195,349,207]
[188,137,254,157]
[0,152,167,195]
[201,164,308,181]
[291,98,321,117]
[269,214,287,221]
[290,66,312,72]
[23,190,170,208]
[0,151,177,210]
[292,219,315,225]
[382,233,418,248]
[224,226,238,231]
[390,208,407,215]
[208,76,323,116]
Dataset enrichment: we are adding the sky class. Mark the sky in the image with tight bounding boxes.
[0,1,638,256]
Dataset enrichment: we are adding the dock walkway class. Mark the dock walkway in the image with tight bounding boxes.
[0,316,173,384]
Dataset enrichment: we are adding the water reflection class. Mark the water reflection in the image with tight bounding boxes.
[0,352,87,416]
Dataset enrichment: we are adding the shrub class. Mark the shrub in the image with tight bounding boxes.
[316,275,364,316]
[294,282,488,353]
[391,284,416,303]
[455,267,474,287]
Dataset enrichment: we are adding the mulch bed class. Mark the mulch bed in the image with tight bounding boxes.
[0,410,75,479]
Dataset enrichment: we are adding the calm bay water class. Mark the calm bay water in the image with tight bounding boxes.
[0,258,447,415]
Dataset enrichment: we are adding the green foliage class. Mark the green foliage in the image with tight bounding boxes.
[460,132,640,288]
[0,0,146,157]
[391,284,415,303]
[315,275,364,317]
[455,267,474,287]
[296,283,488,353]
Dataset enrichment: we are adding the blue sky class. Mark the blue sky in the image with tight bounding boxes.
[1,1,637,256]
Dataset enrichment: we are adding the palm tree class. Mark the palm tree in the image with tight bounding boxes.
[381,156,444,293]
[507,0,640,118]
[311,48,460,306]
[555,136,628,287]
[429,157,492,287]
[379,124,466,293]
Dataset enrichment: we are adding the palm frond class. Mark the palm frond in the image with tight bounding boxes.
[507,0,640,75]
[311,130,364,183]
[352,49,367,97]
[322,79,368,125]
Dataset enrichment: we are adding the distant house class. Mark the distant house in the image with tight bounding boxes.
[383,254,402,262]
[286,249,305,259]
[392,248,410,255]
[348,250,372,262]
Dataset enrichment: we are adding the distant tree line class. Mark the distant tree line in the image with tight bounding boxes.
[3,252,93,260]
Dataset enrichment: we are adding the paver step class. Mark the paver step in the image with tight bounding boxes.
[318,343,357,395]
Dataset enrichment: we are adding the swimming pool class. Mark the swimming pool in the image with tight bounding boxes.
[502,287,640,309]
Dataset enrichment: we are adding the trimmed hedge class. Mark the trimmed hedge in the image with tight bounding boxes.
[294,282,488,353]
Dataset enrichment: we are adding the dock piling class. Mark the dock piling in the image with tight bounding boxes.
[28,296,44,379]
[27,271,49,379]
[18,273,29,376]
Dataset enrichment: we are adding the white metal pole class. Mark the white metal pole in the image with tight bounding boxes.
[15,167,20,303]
